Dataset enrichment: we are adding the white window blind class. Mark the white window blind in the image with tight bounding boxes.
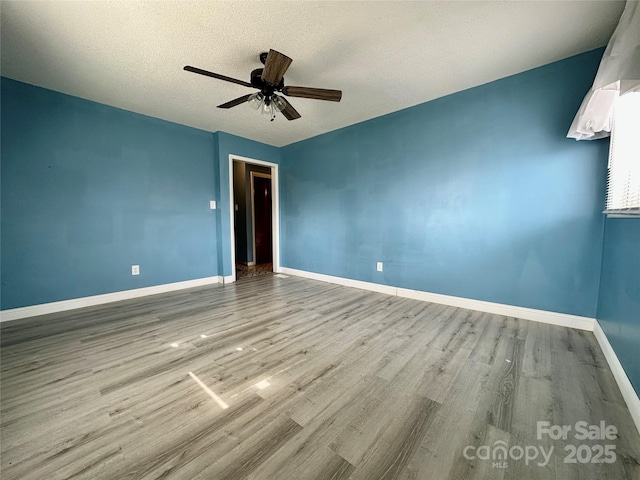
[605,92,640,216]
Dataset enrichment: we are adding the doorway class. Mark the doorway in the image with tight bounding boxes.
[230,156,279,281]
[251,172,272,266]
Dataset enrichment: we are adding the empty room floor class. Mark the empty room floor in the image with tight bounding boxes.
[1,275,639,479]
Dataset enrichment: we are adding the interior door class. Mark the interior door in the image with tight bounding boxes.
[253,175,272,264]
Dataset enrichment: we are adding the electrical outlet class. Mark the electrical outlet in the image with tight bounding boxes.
[132,265,140,275]
[209,200,216,210]
[376,262,383,272]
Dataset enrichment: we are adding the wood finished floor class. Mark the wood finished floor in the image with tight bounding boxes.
[1,275,639,480]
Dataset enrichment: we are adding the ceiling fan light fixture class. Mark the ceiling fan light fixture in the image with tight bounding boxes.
[272,95,286,113]
[261,98,271,114]
[261,98,277,121]
[248,92,264,109]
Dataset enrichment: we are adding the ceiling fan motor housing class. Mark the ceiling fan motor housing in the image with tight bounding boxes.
[250,68,284,94]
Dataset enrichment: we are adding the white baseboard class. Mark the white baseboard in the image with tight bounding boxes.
[280,268,396,296]
[280,267,595,331]
[0,276,222,322]
[221,275,235,285]
[593,322,640,435]
[396,287,595,331]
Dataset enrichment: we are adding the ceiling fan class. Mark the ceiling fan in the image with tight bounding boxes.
[184,49,342,121]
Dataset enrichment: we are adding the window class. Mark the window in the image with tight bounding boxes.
[605,92,640,216]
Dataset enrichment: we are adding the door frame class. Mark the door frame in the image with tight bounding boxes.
[228,154,280,283]
[250,171,272,266]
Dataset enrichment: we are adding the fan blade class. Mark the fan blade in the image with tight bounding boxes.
[218,94,253,109]
[184,66,253,88]
[279,97,301,121]
[282,86,342,102]
[261,49,292,86]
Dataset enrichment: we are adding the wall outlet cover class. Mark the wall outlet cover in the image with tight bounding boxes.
[132,265,140,275]
[209,200,216,209]
[376,262,383,272]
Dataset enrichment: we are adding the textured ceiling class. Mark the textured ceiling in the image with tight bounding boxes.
[0,1,624,147]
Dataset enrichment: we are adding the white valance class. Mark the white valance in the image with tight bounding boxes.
[567,0,640,140]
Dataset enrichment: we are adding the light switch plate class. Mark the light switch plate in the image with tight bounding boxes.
[209,200,216,209]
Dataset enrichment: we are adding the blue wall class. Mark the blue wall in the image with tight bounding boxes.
[597,218,640,392]
[280,49,609,317]
[1,78,219,309]
[0,78,283,309]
